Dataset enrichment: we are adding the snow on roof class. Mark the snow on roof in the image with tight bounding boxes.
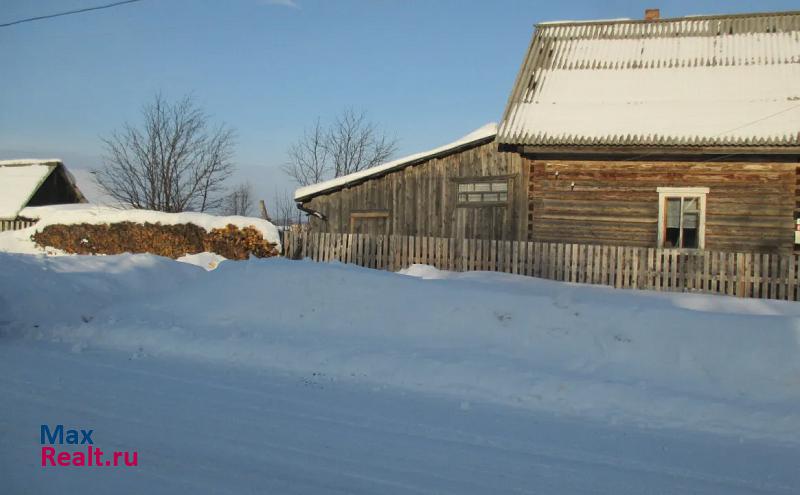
[0,160,60,220]
[0,158,62,166]
[499,11,800,148]
[294,123,498,201]
[537,18,632,26]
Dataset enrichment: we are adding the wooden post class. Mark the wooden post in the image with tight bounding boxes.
[258,199,272,222]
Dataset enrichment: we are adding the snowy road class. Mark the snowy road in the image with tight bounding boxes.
[2,340,798,495]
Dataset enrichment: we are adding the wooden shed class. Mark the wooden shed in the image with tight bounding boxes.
[294,124,529,241]
[0,159,86,232]
[499,10,800,253]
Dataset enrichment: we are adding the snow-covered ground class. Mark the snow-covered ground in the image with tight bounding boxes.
[1,253,799,493]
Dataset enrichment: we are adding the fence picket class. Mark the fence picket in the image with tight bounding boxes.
[288,234,796,301]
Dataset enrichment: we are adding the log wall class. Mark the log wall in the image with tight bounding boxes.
[527,159,798,253]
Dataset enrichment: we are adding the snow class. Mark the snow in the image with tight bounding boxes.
[0,203,281,254]
[295,123,497,201]
[499,15,800,146]
[0,158,61,166]
[176,251,226,270]
[538,18,632,25]
[0,162,54,219]
[2,254,799,442]
[502,65,800,145]
[5,341,799,494]
[1,254,799,492]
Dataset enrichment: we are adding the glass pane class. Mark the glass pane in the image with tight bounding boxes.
[666,198,681,228]
[473,183,491,192]
[683,211,698,229]
[457,193,468,203]
[665,228,680,248]
[467,193,482,202]
[458,183,473,192]
[683,227,699,248]
[499,193,508,201]
[483,193,498,202]
[491,181,508,192]
[683,197,699,213]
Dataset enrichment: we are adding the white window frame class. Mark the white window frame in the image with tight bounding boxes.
[454,176,512,207]
[656,187,709,249]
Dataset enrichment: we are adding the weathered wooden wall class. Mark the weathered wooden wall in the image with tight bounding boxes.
[303,141,528,241]
[526,159,798,253]
[26,168,84,207]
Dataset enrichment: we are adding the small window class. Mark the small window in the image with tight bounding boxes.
[456,178,510,205]
[657,187,708,249]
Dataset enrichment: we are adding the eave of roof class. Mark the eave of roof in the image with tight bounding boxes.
[294,123,497,202]
[535,9,800,28]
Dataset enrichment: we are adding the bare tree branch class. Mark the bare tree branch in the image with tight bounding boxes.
[282,109,397,186]
[221,183,254,216]
[94,93,236,213]
[282,118,330,187]
[273,188,300,229]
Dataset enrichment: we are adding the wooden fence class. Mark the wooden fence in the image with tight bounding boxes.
[283,232,800,301]
[0,219,37,232]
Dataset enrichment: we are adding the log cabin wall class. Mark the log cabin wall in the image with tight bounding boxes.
[303,141,528,241]
[526,158,799,253]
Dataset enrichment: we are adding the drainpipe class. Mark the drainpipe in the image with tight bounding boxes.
[296,203,327,221]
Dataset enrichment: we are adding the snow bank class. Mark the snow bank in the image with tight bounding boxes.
[2,255,799,444]
[0,204,280,255]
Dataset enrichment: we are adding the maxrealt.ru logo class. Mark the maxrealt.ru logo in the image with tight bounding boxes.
[40,425,138,467]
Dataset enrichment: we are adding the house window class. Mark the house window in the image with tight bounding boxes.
[657,187,708,249]
[456,179,509,205]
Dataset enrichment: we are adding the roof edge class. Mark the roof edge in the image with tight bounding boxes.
[535,9,800,29]
[294,123,498,202]
[0,158,63,167]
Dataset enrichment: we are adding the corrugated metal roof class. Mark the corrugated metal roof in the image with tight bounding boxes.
[498,11,800,148]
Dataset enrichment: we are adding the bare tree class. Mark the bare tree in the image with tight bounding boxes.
[221,183,253,216]
[327,108,396,177]
[283,108,397,186]
[273,188,299,229]
[94,94,236,212]
[282,118,329,186]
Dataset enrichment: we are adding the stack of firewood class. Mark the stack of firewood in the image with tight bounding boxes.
[32,222,278,260]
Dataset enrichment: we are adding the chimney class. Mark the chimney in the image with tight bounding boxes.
[645,8,660,20]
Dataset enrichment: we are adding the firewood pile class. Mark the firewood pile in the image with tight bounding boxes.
[32,222,278,260]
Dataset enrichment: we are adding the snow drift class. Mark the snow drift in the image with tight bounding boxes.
[1,253,799,444]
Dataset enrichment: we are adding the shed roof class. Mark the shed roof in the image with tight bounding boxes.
[294,123,497,202]
[498,11,800,149]
[0,159,86,220]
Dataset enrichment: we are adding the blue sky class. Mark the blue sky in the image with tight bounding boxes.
[1,0,796,210]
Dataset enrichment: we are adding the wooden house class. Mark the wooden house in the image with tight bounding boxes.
[296,10,800,253]
[499,9,800,253]
[0,159,86,231]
